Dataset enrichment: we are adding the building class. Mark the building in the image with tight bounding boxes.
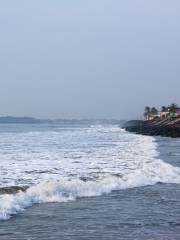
[176,108,180,115]
[160,112,170,120]
[143,112,156,121]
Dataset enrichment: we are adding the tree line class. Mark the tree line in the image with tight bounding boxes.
[144,103,179,115]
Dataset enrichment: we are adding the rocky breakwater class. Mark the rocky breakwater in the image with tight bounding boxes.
[122,119,180,138]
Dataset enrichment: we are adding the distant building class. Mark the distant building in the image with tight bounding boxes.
[143,112,155,121]
[144,112,161,121]
[160,112,170,120]
[176,108,180,115]
[144,106,180,121]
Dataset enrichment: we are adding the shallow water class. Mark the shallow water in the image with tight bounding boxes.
[0,124,180,239]
[1,183,180,239]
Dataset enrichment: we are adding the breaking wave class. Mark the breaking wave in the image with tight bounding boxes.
[1,125,180,221]
[1,158,180,221]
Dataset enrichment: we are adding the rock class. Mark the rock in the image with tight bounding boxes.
[122,119,180,138]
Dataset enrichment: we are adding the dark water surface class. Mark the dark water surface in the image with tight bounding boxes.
[1,136,180,239]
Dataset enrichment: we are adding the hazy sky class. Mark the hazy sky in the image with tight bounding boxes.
[0,0,180,120]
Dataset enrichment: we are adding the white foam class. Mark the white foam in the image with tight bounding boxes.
[0,126,158,187]
[90,125,103,128]
[1,158,180,221]
[0,125,180,220]
[172,152,180,156]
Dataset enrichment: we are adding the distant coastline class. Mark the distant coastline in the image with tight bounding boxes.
[0,116,126,125]
[0,116,43,124]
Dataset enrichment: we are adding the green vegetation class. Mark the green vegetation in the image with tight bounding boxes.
[144,106,158,114]
[161,106,168,112]
[151,107,158,115]
[145,103,179,115]
[168,103,178,114]
[144,106,151,113]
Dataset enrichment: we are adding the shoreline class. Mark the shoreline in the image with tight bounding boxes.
[122,119,180,138]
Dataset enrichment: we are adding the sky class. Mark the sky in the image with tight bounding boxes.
[0,0,180,120]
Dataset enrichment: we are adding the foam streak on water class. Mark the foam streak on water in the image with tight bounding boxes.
[0,124,180,220]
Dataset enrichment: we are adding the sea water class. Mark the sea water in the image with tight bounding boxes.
[0,124,180,239]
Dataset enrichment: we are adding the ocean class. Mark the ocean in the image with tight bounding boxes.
[0,124,180,239]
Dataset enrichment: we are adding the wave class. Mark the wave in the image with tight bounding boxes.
[90,125,103,128]
[1,158,180,221]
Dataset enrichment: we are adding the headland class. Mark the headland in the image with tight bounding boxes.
[122,118,180,138]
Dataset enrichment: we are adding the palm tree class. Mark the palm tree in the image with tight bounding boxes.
[168,103,178,113]
[144,106,150,113]
[151,107,158,115]
[161,106,167,112]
